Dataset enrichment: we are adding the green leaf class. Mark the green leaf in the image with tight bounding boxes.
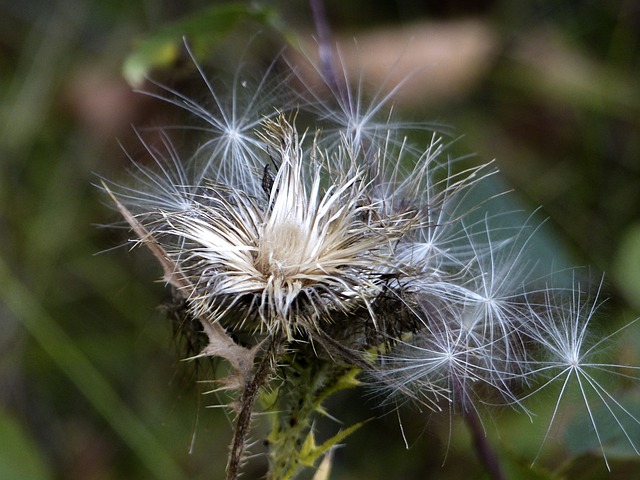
[0,408,52,480]
[612,222,640,311]
[299,420,368,468]
[122,3,291,87]
[496,439,560,480]
[564,392,640,460]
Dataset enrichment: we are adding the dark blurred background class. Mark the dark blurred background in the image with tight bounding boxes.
[1,1,639,479]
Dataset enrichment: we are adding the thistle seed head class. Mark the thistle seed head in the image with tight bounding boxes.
[141,114,418,340]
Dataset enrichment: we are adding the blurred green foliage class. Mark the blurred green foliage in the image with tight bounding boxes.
[0,1,638,479]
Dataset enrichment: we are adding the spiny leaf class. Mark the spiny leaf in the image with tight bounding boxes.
[299,420,368,468]
[310,448,335,480]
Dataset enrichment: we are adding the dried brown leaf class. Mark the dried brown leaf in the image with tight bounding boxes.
[102,181,256,387]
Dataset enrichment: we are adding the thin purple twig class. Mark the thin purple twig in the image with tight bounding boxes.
[309,0,344,100]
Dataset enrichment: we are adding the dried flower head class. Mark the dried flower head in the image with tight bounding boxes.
[154,113,421,339]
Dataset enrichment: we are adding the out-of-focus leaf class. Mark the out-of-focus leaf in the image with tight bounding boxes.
[564,392,640,460]
[499,28,640,119]
[122,3,292,87]
[0,408,52,480]
[0,256,188,480]
[496,441,559,480]
[613,223,640,311]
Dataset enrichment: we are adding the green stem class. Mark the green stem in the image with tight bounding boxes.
[266,358,361,480]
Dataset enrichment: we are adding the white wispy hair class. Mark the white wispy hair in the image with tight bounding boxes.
[519,278,640,469]
[371,307,522,411]
[367,219,541,411]
[291,45,433,158]
[139,55,288,196]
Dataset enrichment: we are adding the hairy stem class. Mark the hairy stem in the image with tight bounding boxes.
[227,339,281,480]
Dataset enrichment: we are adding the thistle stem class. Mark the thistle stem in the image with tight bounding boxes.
[309,0,343,100]
[462,404,505,480]
[227,339,281,480]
